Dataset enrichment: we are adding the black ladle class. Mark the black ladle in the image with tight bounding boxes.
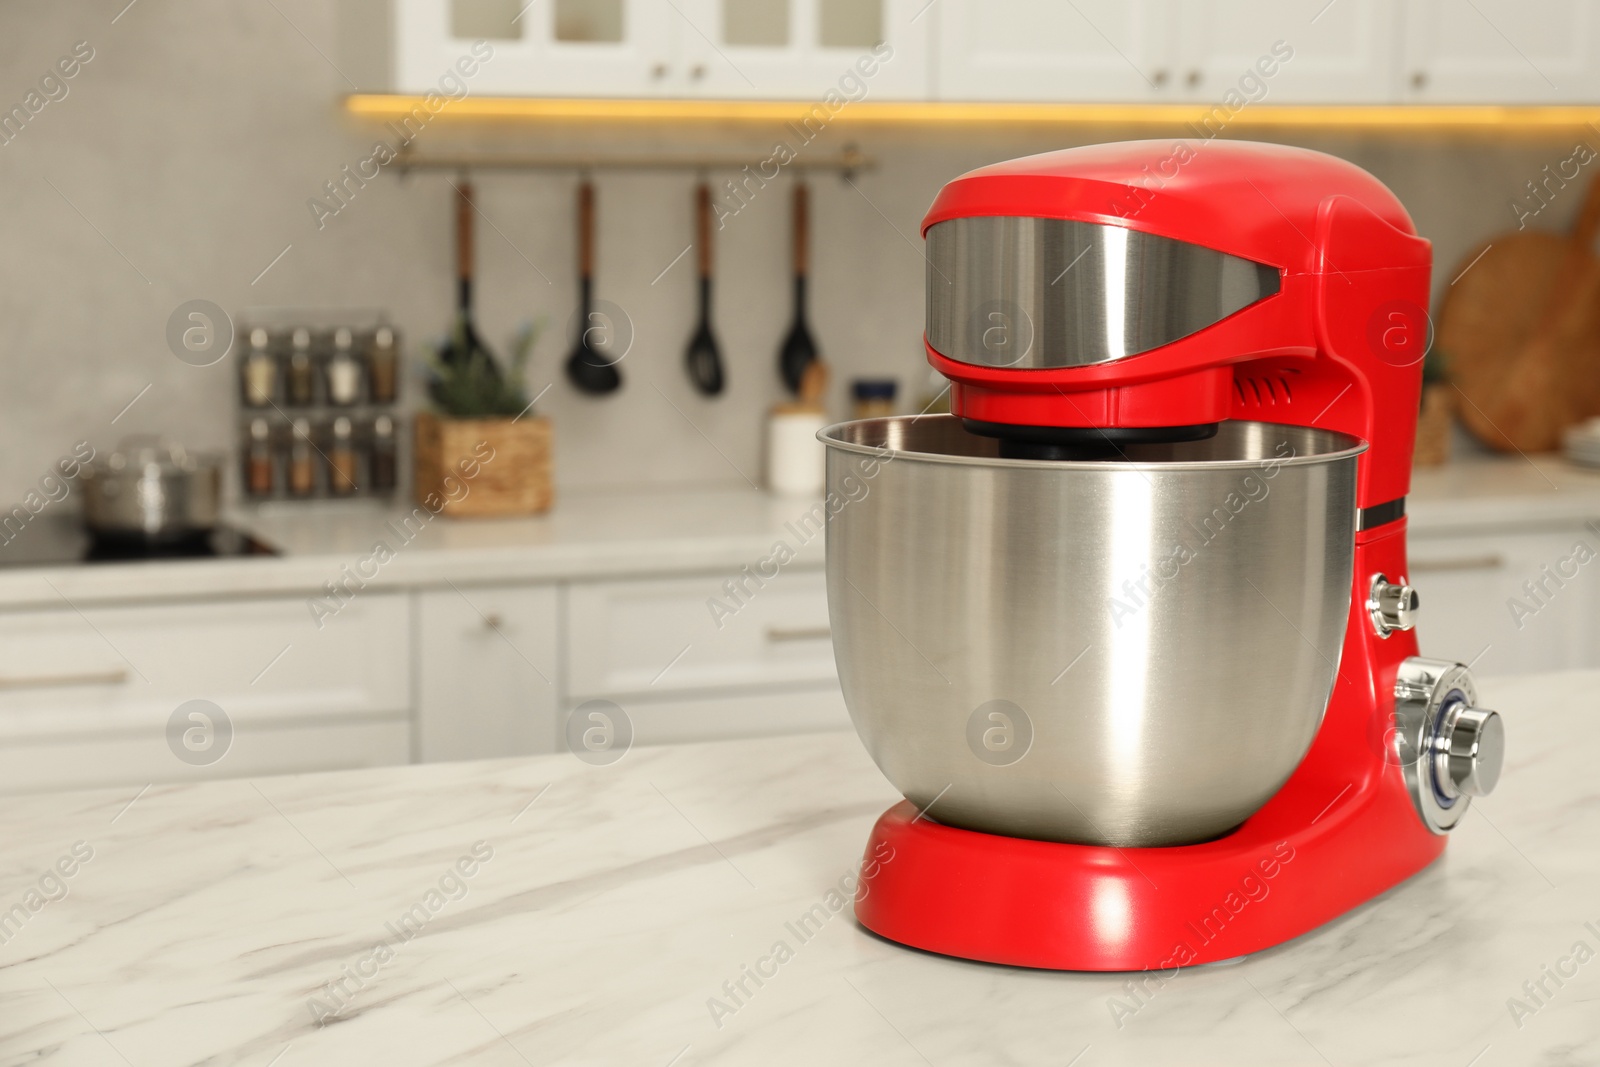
[566,180,622,395]
[778,181,818,395]
[684,183,726,395]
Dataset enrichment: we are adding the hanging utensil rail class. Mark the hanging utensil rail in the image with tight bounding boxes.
[390,145,872,176]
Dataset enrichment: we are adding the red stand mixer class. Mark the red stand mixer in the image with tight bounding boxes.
[819,141,1505,970]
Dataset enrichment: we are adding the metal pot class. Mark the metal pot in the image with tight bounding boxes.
[820,415,1363,847]
[80,436,222,542]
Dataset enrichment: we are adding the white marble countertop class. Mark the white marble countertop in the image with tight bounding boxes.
[0,669,1589,1065]
[0,452,1597,611]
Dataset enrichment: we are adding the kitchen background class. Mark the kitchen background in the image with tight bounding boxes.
[0,0,1592,501]
[0,0,1597,794]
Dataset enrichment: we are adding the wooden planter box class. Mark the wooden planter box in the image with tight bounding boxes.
[1414,383,1454,468]
[413,413,552,517]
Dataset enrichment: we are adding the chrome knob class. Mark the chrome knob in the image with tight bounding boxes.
[1394,657,1505,833]
[1369,574,1419,637]
[1436,704,1504,799]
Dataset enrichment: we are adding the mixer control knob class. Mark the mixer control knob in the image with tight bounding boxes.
[1436,703,1504,799]
[1395,657,1506,833]
[1368,574,1419,637]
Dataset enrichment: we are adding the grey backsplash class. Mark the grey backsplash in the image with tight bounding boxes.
[0,1,1584,508]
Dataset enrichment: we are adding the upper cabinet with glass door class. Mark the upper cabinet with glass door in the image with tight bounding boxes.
[394,0,676,97]
[393,0,928,98]
[672,0,929,100]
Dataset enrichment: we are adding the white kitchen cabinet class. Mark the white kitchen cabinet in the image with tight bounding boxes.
[394,0,925,99]
[1401,0,1600,102]
[934,0,1176,102]
[1409,525,1600,677]
[571,685,849,748]
[0,720,411,795]
[565,568,836,701]
[394,0,678,97]
[0,593,412,793]
[673,0,928,100]
[415,584,560,760]
[1177,0,1398,104]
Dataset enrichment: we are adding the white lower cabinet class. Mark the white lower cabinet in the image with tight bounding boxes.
[566,686,849,749]
[1410,523,1600,676]
[565,569,837,699]
[415,584,560,760]
[560,567,848,747]
[0,593,412,793]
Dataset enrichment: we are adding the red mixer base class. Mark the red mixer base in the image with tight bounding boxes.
[854,775,1444,971]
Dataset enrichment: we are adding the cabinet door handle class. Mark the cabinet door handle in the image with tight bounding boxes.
[0,668,130,691]
[765,626,832,643]
[1409,554,1506,574]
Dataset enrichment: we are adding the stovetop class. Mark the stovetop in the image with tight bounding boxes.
[0,516,279,569]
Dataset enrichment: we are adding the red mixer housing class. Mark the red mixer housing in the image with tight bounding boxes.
[855,142,1452,969]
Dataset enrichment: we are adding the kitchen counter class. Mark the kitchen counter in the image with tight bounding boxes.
[1409,451,1600,534]
[0,486,829,609]
[0,451,1596,612]
[0,670,1590,1065]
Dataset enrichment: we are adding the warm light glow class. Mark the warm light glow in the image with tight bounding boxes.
[344,94,1600,133]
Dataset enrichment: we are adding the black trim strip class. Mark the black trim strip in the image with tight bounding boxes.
[1358,497,1406,532]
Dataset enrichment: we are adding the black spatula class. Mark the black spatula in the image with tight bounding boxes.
[778,181,818,395]
[566,180,622,395]
[685,183,726,396]
[434,180,501,400]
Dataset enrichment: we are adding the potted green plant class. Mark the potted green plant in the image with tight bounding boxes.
[414,322,551,516]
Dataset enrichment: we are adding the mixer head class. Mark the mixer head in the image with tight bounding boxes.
[921,140,1432,508]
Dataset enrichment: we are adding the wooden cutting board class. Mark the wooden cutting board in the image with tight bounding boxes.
[1436,173,1600,453]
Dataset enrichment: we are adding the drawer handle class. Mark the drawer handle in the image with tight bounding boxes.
[0,668,130,691]
[765,626,832,643]
[1409,554,1506,574]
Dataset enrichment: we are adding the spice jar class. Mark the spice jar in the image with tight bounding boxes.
[851,378,898,419]
[327,327,362,406]
[245,418,274,497]
[242,327,276,407]
[368,326,399,403]
[370,414,397,493]
[288,417,317,497]
[329,416,359,494]
[287,328,315,406]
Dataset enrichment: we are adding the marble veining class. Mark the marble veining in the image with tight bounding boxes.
[0,670,1594,1065]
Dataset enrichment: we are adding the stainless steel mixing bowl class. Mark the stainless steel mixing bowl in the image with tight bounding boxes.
[821,415,1364,847]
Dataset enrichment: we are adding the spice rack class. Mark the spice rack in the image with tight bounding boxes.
[235,315,405,502]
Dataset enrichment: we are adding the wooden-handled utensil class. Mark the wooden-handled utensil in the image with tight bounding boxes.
[778,181,819,395]
[565,180,622,395]
[434,180,501,395]
[1438,172,1600,452]
[685,183,726,396]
